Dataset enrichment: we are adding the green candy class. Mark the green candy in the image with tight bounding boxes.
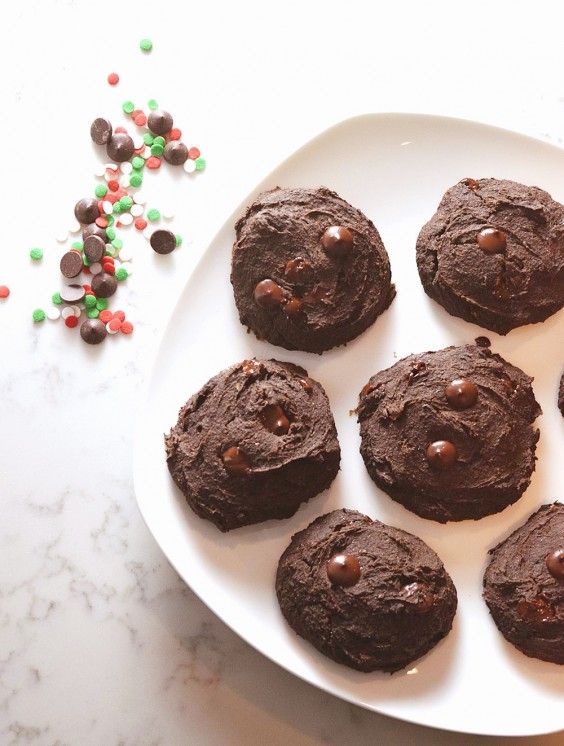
[84,295,97,309]
[71,241,83,251]
[175,234,183,247]
[87,308,99,319]
[32,308,45,322]
[30,248,43,261]
[153,136,166,147]
[105,246,116,257]
[106,227,116,241]
[143,132,154,146]
[95,184,108,198]
[140,38,153,52]
[83,256,91,267]
[129,173,143,188]
[96,298,109,311]
[131,156,145,169]
[147,208,160,222]
[115,268,128,281]
[120,196,133,210]
[106,215,115,226]
[112,240,123,251]
[195,157,206,171]
[150,143,164,157]
[51,292,62,305]
[122,100,135,114]
[112,202,123,215]
[147,98,158,110]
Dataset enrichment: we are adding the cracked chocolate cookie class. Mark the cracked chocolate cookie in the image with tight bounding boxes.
[165,359,340,531]
[231,187,395,353]
[416,178,564,334]
[276,509,457,672]
[357,344,541,522]
[484,502,564,664]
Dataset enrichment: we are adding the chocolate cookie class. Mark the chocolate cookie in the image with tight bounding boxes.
[484,503,564,664]
[165,359,340,531]
[416,178,564,334]
[358,344,541,522]
[558,372,564,417]
[276,509,457,672]
[231,187,395,353]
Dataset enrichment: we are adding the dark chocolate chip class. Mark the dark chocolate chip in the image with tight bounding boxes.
[321,226,353,258]
[426,440,457,470]
[284,257,311,282]
[546,549,564,581]
[90,118,112,145]
[445,378,479,409]
[477,227,507,254]
[517,595,556,623]
[82,223,107,243]
[326,554,361,587]
[147,110,173,135]
[298,378,313,394]
[163,141,188,165]
[253,279,285,309]
[403,582,435,613]
[83,235,106,263]
[241,359,261,376]
[222,446,250,476]
[260,404,290,435]
[80,318,107,345]
[60,251,84,278]
[150,229,176,255]
[475,336,491,348]
[106,133,135,163]
[74,198,100,225]
[464,178,479,189]
[283,297,303,317]
[91,271,117,298]
[59,284,86,303]
[408,361,427,381]
[361,382,375,397]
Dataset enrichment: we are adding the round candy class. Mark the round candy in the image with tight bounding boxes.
[74,197,100,224]
[91,272,118,298]
[147,110,173,135]
[163,141,188,165]
[60,251,84,279]
[106,133,135,163]
[326,553,361,587]
[149,229,176,255]
[90,118,113,146]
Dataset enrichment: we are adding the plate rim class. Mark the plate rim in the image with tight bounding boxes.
[133,112,564,738]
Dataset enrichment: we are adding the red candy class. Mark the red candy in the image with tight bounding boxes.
[0,285,10,298]
[188,147,200,159]
[82,284,92,293]
[120,321,133,335]
[114,126,128,134]
[134,217,147,230]
[168,128,182,141]
[145,156,161,169]
[96,217,108,228]
[65,316,78,328]
[108,180,119,192]
[134,145,145,155]
[113,310,126,321]
[99,310,113,323]
[107,72,119,86]
[133,112,147,127]
[108,318,122,332]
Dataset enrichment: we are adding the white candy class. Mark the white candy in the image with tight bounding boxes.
[94,164,106,177]
[130,204,144,217]
[69,220,81,234]
[61,307,74,320]
[120,175,130,188]
[143,146,151,159]
[133,135,144,149]
[143,227,153,240]
[119,212,133,226]
[46,307,61,321]
[90,262,103,275]
[118,246,133,262]
[163,209,175,220]
[71,305,81,318]
[56,231,68,243]
[120,162,133,174]
[133,191,147,205]
[183,159,196,174]
[106,321,119,335]
[102,201,113,215]
[104,162,118,171]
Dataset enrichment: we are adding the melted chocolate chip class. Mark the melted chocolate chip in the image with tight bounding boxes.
[253,279,285,309]
[403,582,435,613]
[222,446,250,476]
[285,257,311,282]
[477,227,507,254]
[241,360,261,376]
[260,404,290,435]
[464,178,479,190]
[298,378,313,395]
[283,297,303,317]
[426,440,457,470]
[517,595,556,623]
[361,382,375,397]
[326,554,361,587]
[408,361,427,381]
[475,336,491,348]
[445,378,479,409]
[321,226,353,259]
[546,549,564,581]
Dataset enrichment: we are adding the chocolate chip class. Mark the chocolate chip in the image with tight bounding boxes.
[147,110,173,135]
[106,133,135,163]
[445,378,478,409]
[464,178,479,190]
[260,404,290,435]
[408,361,427,381]
[298,378,313,395]
[517,595,556,623]
[403,582,434,613]
[74,197,100,225]
[60,250,84,278]
[546,549,564,581]
[361,382,375,397]
[321,225,353,258]
[283,297,303,317]
[477,227,507,254]
[90,117,112,145]
[91,271,117,298]
[150,229,176,255]
[222,446,250,476]
[80,318,107,345]
[254,279,285,309]
[163,141,188,165]
[426,440,457,470]
[241,359,261,376]
[326,554,361,587]
[59,284,85,303]
[82,223,107,243]
[83,235,106,263]
[475,336,491,348]
[285,257,311,282]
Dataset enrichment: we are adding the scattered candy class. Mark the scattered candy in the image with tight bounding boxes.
[107,72,119,86]
[64,315,78,328]
[139,38,153,53]
[30,248,43,261]
[146,208,161,222]
[60,285,86,303]
[46,307,61,320]
[150,229,176,254]
[0,285,11,299]
[32,309,46,322]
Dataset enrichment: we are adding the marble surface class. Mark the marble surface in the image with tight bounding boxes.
[1,1,563,743]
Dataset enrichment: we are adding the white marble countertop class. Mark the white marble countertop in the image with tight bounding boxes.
[2,1,563,743]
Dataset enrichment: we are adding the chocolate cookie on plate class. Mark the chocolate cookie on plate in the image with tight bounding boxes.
[276,509,457,673]
[484,502,564,664]
[416,178,564,334]
[165,359,340,531]
[231,187,395,353]
[358,344,541,522]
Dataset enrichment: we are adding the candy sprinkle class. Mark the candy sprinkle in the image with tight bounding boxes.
[147,208,160,222]
[107,72,119,86]
[30,248,43,261]
[147,99,158,110]
[122,100,135,115]
[0,285,10,299]
[140,38,153,52]
[32,308,46,322]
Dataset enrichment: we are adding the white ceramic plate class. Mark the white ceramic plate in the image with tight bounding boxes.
[134,114,564,737]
